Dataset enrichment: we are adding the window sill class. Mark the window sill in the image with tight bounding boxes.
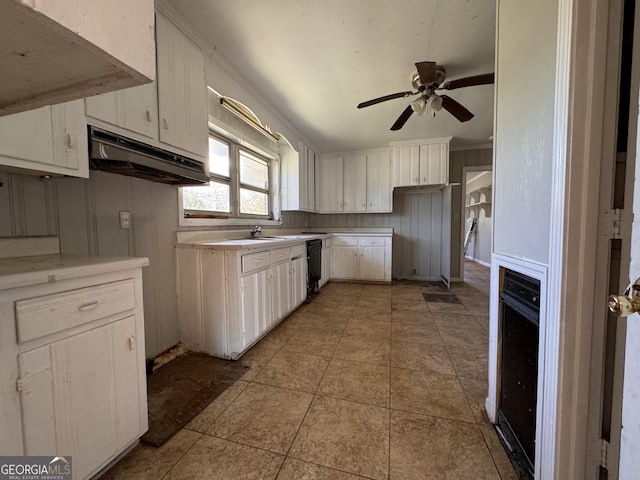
[179,216,283,227]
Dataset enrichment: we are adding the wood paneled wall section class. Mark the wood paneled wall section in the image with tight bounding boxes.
[0,171,309,357]
[310,191,444,280]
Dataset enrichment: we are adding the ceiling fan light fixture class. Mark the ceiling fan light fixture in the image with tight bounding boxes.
[429,95,443,112]
[410,96,427,115]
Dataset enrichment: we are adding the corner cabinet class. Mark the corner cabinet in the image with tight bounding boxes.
[330,235,392,283]
[0,100,88,177]
[391,136,451,187]
[177,242,308,359]
[0,258,148,479]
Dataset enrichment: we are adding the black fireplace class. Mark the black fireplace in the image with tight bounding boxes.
[497,269,540,480]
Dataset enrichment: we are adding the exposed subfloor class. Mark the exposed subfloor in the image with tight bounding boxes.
[103,261,516,480]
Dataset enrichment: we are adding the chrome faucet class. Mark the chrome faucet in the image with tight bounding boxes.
[250,226,262,238]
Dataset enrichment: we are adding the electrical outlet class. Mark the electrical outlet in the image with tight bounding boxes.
[119,211,131,229]
[367,220,372,227]
[412,268,417,274]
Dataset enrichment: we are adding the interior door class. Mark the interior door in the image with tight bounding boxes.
[587,0,638,477]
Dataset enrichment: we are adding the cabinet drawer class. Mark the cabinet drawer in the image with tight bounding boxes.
[271,247,291,264]
[359,237,387,247]
[242,251,271,274]
[332,237,359,247]
[15,279,136,344]
[290,244,306,258]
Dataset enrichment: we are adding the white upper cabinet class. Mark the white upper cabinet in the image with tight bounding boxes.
[391,137,451,187]
[0,0,155,117]
[85,83,158,141]
[317,149,392,214]
[156,13,208,160]
[343,155,367,212]
[366,153,392,213]
[318,156,345,213]
[281,141,318,212]
[0,100,88,177]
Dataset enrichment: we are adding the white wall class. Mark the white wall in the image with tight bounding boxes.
[493,0,557,265]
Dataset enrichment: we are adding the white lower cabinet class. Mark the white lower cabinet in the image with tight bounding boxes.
[271,261,293,321]
[291,256,308,307]
[0,260,148,479]
[19,316,141,479]
[177,241,309,359]
[330,236,392,282]
[240,269,272,350]
[320,239,332,288]
[331,239,360,280]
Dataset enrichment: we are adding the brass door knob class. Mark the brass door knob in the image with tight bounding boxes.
[608,278,640,317]
[608,295,640,317]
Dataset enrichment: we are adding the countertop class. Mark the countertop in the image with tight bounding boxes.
[175,228,393,251]
[0,255,150,290]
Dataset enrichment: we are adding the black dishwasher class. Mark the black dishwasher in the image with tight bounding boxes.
[306,239,322,299]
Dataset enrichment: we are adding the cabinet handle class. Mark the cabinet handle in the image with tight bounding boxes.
[145,110,152,123]
[162,118,168,130]
[77,301,98,312]
[128,335,136,351]
[65,133,74,150]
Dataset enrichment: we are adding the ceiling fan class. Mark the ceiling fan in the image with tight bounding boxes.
[357,61,495,131]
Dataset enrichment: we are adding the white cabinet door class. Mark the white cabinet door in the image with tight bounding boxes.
[319,156,344,212]
[240,270,272,348]
[331,245,359,280]
[367,153,392,212]
[85,83,158,140]
[419,142,448,185]
[343,155,367,212]
[156,13,208,159]
[320,240,332,288]
[392,145,420,187]
[291,256,307,308]
[271,262,293,322]
[18,315,143,480]
[0,100,88,177]
[359,246,387,281]
[306,147,317,212]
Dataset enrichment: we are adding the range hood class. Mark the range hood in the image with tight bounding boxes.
[88,126,209,186]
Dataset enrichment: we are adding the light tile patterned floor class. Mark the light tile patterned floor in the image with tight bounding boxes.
[103,261,517,480]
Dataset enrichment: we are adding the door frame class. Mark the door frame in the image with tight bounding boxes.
[544,0,631,478]
[460,165,493,280]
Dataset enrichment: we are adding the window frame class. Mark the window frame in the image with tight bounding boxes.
[179,131,280,226]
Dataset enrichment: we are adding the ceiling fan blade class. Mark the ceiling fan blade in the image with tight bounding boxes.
[440,73,495,90]
[415,61,437,85]
[390,105,414,131]
[357,91,416,108]
[440,95,474,122]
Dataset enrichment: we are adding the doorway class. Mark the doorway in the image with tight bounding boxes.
[461,167,492,283]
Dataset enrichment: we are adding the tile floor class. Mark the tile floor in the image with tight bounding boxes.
[103,261,517,480]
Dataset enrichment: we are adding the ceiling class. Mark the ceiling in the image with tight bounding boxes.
[167,0,496,154]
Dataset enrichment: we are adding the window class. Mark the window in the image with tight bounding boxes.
[182,133,274,220]
[239,150,269,216]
